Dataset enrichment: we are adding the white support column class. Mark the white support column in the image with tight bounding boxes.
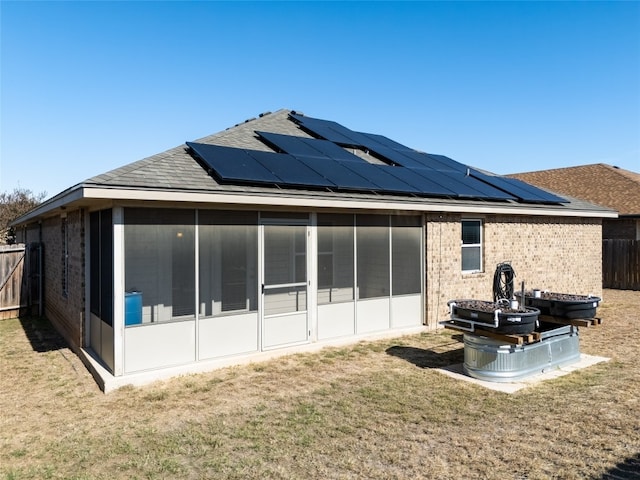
[194,210,200,361]
[112,206,125,377]
[308,213,318,342]
[421,213,427,326]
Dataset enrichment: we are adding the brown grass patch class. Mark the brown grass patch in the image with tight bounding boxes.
[1,289,639,479]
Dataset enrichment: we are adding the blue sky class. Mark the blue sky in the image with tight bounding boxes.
[1,1,639,199]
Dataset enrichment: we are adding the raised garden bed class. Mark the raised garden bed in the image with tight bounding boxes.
[448,299,540,335]
[514,291,600,319]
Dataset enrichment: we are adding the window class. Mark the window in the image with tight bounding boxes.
[317,214,354,304]
[461,219,482,273]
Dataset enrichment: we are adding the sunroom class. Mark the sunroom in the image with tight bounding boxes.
[88,206,424,376]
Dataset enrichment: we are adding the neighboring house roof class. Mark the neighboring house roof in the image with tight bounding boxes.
[12,109,617,225]
[508,164,640,216]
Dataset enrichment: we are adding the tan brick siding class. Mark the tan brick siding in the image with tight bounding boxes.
[39,210,85,350]
[425,213,602,327]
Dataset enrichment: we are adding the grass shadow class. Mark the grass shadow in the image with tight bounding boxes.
[386,342,464,369]
[600,452,640,479]
[18,316,68,353]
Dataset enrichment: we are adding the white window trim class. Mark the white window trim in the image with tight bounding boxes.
[461,218,483,274]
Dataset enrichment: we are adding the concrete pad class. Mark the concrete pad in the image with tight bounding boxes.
[435,354,610,394]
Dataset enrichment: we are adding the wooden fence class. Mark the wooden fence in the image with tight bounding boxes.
[0,244,27,320]
[603,239,640,291]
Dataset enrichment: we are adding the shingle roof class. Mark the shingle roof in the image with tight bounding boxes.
[13,109,617,226]
[508,164,640,215]
[85,109,309,190]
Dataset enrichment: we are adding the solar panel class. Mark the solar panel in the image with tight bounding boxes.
[246,150,335,187]
[290,113,367,146]
[338,162,420,194]
[399,152,469,173]
[293,155,379,191]
[415,169,517,200]
[377,165,455,196]
[359,132,414,152]
[469,169,568,203]
[190,115,566,205]
[362,145,427,169]
[257,131,327,158]
[187,142,280,184]
[256,131,363,162]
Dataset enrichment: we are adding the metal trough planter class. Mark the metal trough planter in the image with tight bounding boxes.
[515,291,601,319]
[463,325,580,382]
[448,299,540,335]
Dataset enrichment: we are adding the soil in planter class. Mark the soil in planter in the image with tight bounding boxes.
[529,292,597,302]
[515,291,600,319]
[452,299,523,314]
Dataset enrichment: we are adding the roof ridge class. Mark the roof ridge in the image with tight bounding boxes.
[601,163,640,183]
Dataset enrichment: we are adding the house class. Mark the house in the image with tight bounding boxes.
[12,109,616,391]
[509,164,639,290]
[508,164,640,240]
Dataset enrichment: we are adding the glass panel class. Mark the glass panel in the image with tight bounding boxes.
[392,216,422,295]
[462,220,481,244]
[462,246,481,271]
[356,215,389,299]
[199,211,258,317]
[264,285,307,316]
[264,225,306,285]
[317,214,354,304]
[124,208,195,324]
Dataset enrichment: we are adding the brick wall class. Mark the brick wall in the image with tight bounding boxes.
[39,210,85,350]
[425,213,602,326]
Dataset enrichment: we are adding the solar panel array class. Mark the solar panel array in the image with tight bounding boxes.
[186,114,568,204]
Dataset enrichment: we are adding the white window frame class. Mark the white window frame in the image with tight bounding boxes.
[461,219,482,274]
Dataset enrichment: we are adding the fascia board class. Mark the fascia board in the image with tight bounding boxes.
[83,187,618,219]
[11,184,618,225]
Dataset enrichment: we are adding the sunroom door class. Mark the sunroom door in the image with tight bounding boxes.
[261,220,309,349]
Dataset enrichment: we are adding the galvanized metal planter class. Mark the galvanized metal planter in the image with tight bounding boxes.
[463,325,580,382]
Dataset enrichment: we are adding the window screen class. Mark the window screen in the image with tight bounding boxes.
[317,214,354,304]
[392,216,422,295]
[356,215,390,299]
[199,210,258,316]
[90,209,113,326]
[124,208,195,324]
